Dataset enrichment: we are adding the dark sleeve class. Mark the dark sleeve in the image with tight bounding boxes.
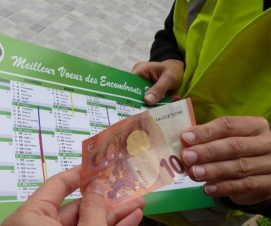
[264,0,271,10]
[220,197,271,218]
[150,0,270,61]
[149,1,185,62]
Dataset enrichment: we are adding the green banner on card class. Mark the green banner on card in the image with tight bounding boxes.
[0,34,213,222]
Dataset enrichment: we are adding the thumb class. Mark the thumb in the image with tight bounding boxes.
[144,73,175,105]
[78,180,107,226]
[132,62,171,105]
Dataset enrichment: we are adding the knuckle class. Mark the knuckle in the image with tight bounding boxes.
[32,202,55,216]
[197,125,212,141]
[243,177,258,191]
[56,174,74,195]
[220,116,235,131]
[213,164,223,180]
[204,142,216,162]
[231,138,246,156]
[165,72,177,85]
[220,181,234,194]
[237,158,251,176]
[82,196,105,210]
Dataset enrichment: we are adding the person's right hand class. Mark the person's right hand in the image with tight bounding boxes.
[79,180,145,226]
[2,166,145,226]
[132,59,184,105]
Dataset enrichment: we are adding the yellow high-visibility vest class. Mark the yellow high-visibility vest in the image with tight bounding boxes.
[173,0,271,124]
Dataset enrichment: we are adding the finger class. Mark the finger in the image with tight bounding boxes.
[132,62,162,81]
[132,62,164,105]
[203,175,271,205]
[131,62,145,74]
[60,199,81,226]
[78,180,107,226]
[171,94,181,102]
[182,135,271,166]
[27,166,81,207]
[116,209,143,226]
[187,155,271,182]
[182,116,270,146]
[133,61,173,105]
[108,197,145,226]
[230,191,271,206]
[144,71,179,105]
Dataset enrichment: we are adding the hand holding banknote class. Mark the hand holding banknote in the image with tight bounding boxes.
[181,116,271,206]
[2,166,145,226]
[81,99,195,206]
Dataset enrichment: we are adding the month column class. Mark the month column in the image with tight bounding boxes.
[0,79,16,201]
[52,90,89,198]
[11,81,57,200]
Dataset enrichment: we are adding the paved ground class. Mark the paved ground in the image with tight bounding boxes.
[0,0,173,71]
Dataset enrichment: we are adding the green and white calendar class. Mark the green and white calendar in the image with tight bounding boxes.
[0,34,213,221]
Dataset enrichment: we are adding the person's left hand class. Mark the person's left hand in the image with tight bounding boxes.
[132,59,184,105]
[181,116,271,206]
[2,166,145,226]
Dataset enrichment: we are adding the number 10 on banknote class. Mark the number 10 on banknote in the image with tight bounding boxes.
[80,98,196,206]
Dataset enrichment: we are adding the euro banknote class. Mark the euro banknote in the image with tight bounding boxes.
[80,98,195,206]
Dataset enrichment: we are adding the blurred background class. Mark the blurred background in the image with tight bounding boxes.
[0,0,173,71]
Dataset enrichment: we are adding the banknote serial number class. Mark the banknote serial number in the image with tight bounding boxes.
[155,110,183,122]
[160,155,185,177]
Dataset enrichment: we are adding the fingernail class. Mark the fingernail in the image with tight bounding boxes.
[192,166,205,179]
[182,132,196,144]
[183,151,197,165]
[205,185,217,194]
[86,180,105,196]
[171,95,181,102]
[145,93,156,104]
